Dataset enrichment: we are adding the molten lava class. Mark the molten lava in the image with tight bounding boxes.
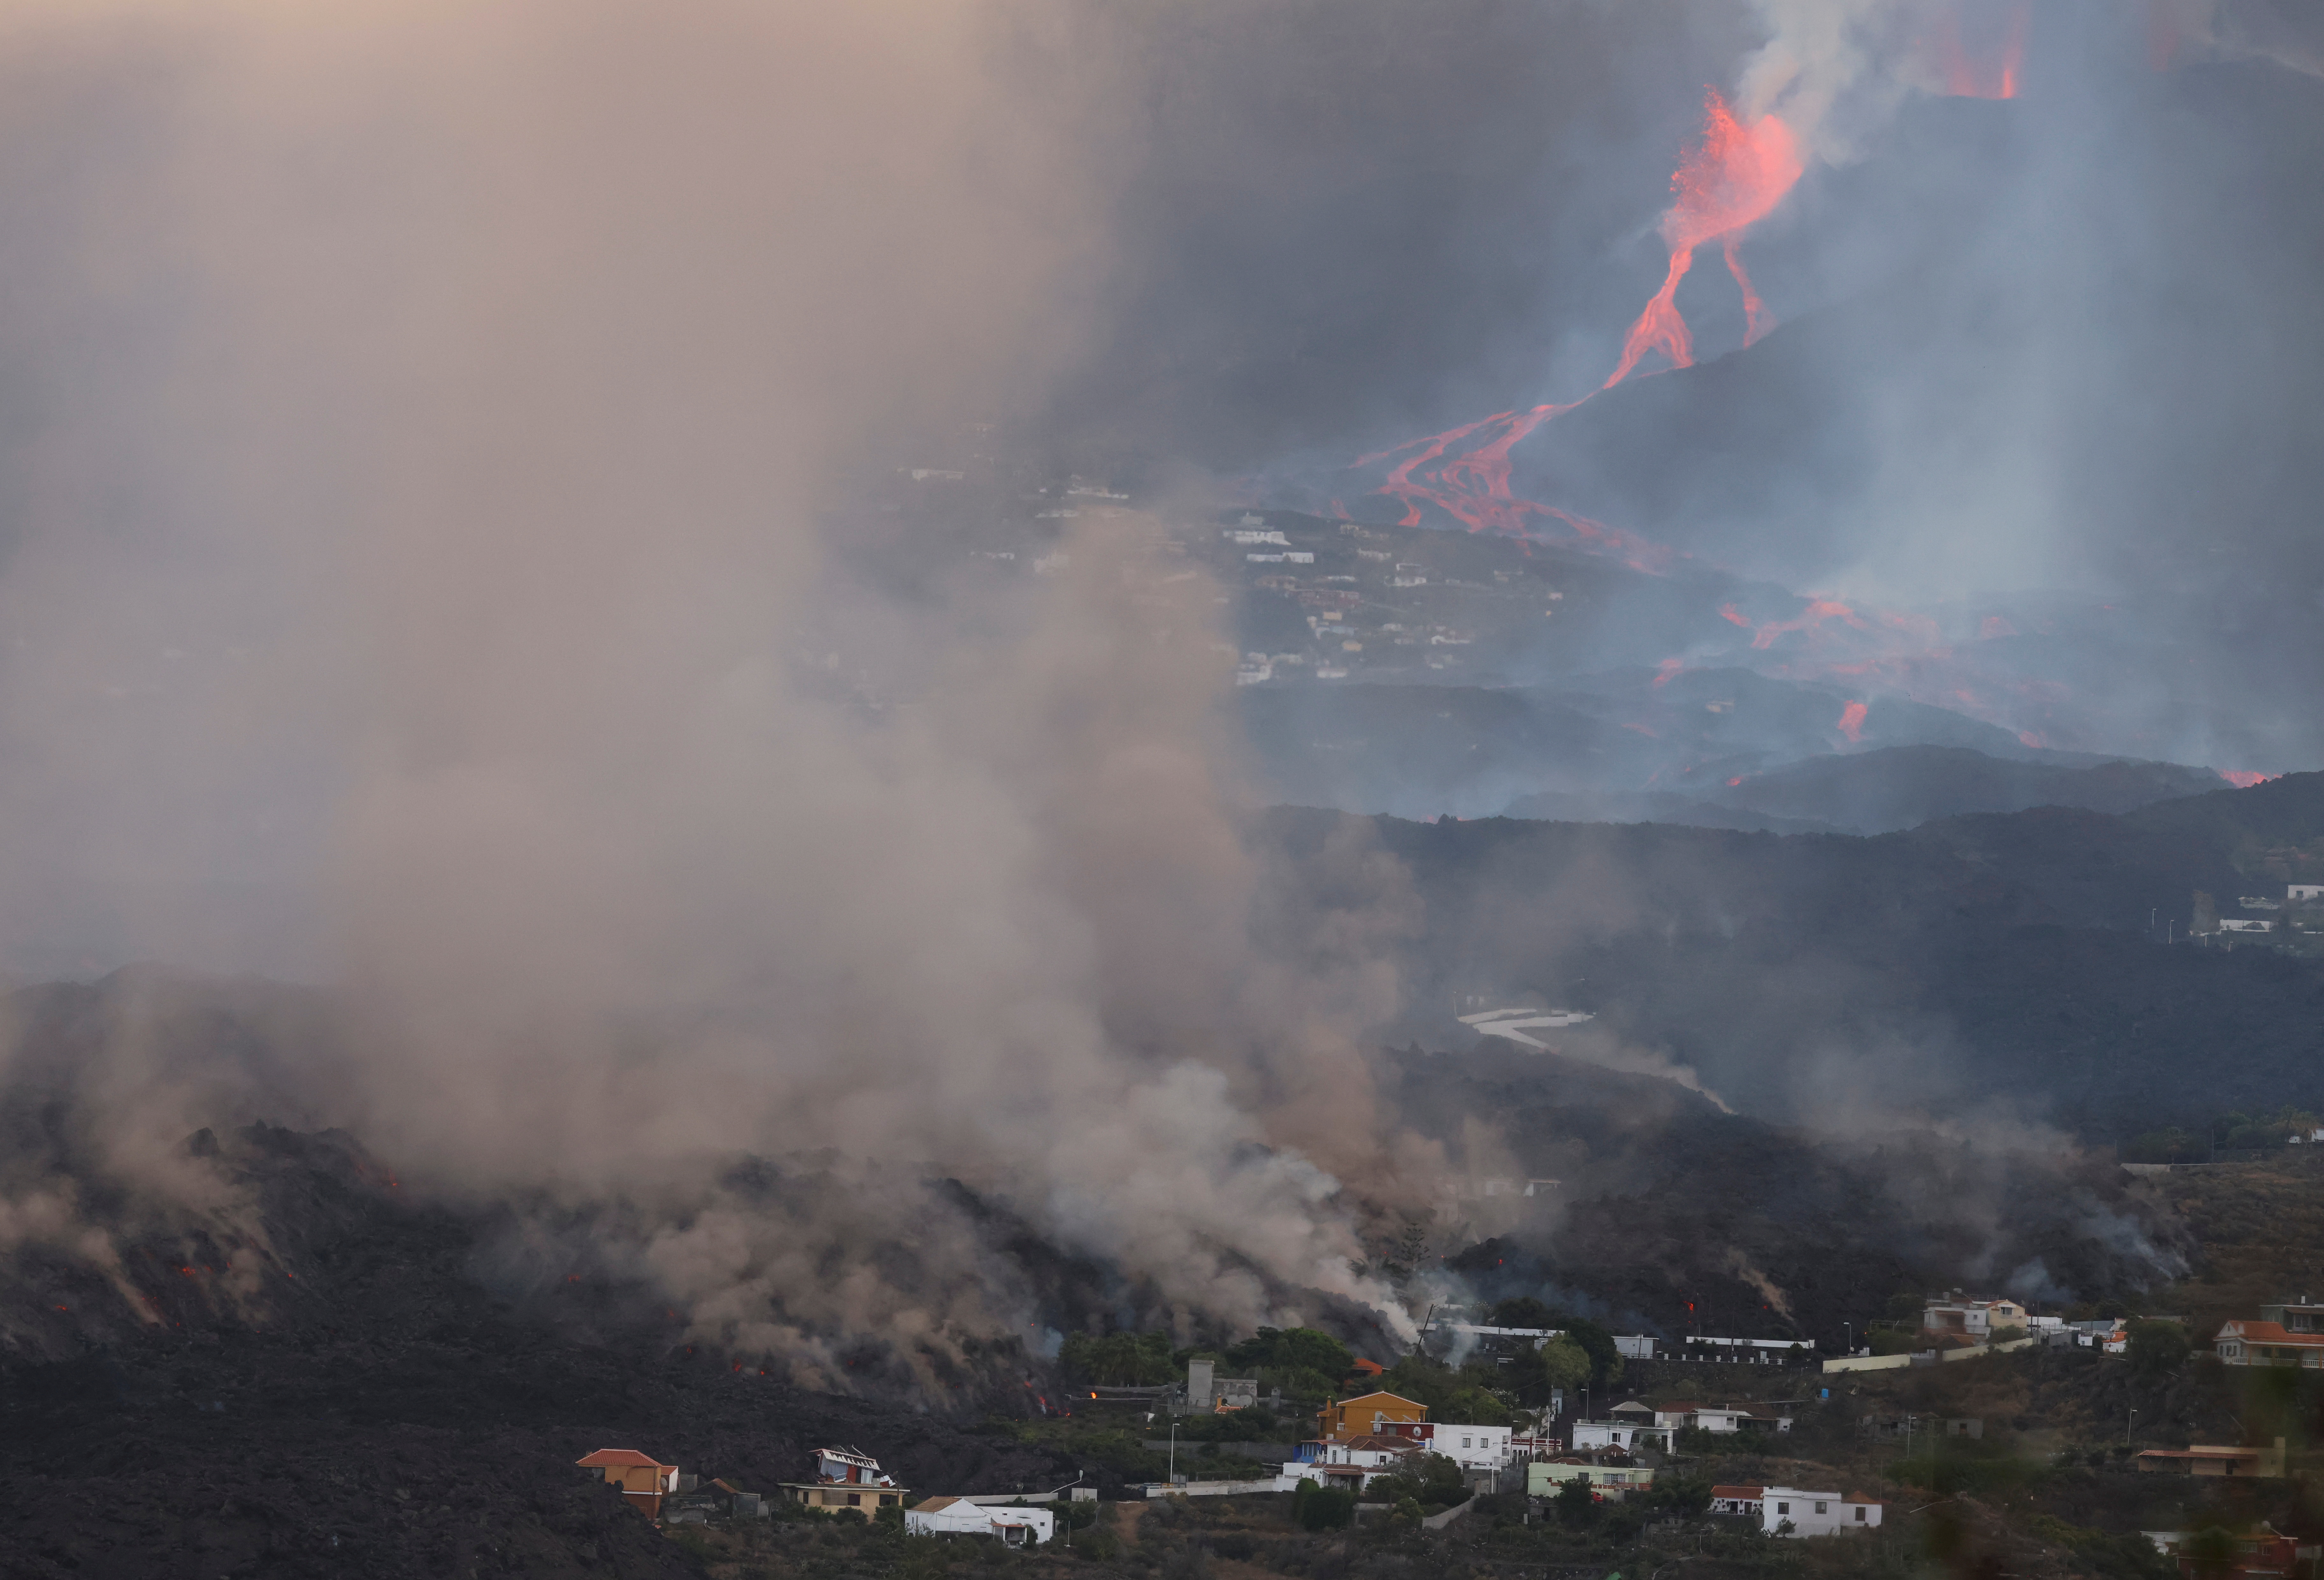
[2220,771,2275,789]
[1355,90,1801,560]
[1935,1,2028,99]
[1837,700,1869,742]
[1607,91,1805,386]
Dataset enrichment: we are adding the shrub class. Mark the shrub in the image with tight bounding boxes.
[1297,1485,1356,1532]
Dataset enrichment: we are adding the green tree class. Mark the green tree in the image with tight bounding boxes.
[2126,1319,2190,1377]
[1368,1453,1466,1510]
[1488,1296,1557,1329]
[1505,1334,1592,1406]
[1297,1484,1355,1531]
[1373,1353,1512,1427]
[1558,1317,1622,1386]
[1059,1329,1176,1386]
[1225,1326,1353,1382]
[1552,1475,1598,1528]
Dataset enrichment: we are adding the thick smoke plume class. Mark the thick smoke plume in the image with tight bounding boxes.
[0,1,1447,1386]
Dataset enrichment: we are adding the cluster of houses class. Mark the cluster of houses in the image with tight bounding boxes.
[577,1442,1074,1547]
[2211,883,2324,939]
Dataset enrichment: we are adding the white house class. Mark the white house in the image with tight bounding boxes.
[1922,1297,2026,1338]
[2287,884,2323,902]
[1763,1488,1883,1536]
[906,1499,1054,1546]
[1710,1484,1764,1516]
[1426,1424,1514,1470]
[1645,1401,1792,1434]
[1573,1419,1674,1452]
[1613,1334,1658,1360]
[2220,918,2275,934]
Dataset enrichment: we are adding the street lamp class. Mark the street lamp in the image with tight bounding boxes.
[1844,1322,1853,1356]
[2126,1407,2137,1445]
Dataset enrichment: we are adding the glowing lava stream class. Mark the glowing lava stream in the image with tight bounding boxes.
[1936,0,2028,100]
[1360,89,1803,551]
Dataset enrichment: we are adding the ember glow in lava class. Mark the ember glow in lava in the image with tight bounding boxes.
[1607,91,1805,385]
[1936,1,2030,99]
[1359,90,1801,553]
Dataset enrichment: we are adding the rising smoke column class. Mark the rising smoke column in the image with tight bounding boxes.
[0,0,1436,1389]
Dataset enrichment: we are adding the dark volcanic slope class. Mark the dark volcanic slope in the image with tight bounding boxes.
[1385,1047,2185,1346]
[1268,771,2324,1132]
[0,1126,1076,1580]
[1704,744,2224,834]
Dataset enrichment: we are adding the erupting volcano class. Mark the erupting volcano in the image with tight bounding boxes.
[1357,90,1802,555]
[1606,91,1804,385]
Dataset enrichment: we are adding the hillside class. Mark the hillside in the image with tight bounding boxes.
[1262,771,2324,1132]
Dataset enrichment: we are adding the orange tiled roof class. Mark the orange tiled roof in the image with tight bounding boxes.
[577,1449,673,1470]
[2220,1321,2324,1345]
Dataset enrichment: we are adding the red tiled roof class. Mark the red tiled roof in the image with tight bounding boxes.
[577,1449,673,1470]
[1343,1436,1418,1454]
[2219,1321,2324,1346]
[1710,1485,1764,1499]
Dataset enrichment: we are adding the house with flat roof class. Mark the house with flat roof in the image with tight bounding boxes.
[777,1446,908,1516]
[1762,1487,1882,1536]
[2136,1439,2285,1478]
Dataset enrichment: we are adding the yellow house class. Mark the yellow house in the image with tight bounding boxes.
[576,1449,679,1518]
[1316,1392,1427,1442]
[779,1445,908,1516]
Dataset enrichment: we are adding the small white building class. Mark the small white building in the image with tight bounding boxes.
[1423,1424,1514,1470]
[1572,1419,1673,1452]
[2287,884,2323,902]
[1613,1334,1658,1360]
[1921,1297,2025,1338]
[1710,1484,1764,1516]
[906,1499,1054,1546]
[1763,1487,1883,1536]
[2220,918,2275,934]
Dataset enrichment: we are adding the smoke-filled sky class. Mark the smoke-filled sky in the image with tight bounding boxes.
[0,0,2315,1376]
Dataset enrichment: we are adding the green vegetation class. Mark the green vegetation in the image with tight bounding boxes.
[2128,1105,2321,1161]
[1363,1451,1467,1512]
[1370,1351,1513,1426]
[1058,1329,1177,1387]
[1223,1325,1357,1402]
[1290,1477,1353,1531]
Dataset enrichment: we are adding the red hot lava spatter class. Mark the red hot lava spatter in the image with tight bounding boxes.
[1357,90,1802,562]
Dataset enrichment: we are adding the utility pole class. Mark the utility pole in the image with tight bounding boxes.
[1169,1418,1178,1485]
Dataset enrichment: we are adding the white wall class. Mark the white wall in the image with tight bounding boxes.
[1763,1489,1881,1536]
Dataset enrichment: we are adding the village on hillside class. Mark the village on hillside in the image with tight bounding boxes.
[577,1282,2324,1578]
